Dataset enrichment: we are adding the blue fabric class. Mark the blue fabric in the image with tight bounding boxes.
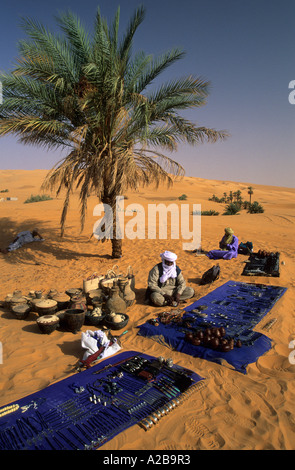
[138,281,287,374]
[0,351,204,450]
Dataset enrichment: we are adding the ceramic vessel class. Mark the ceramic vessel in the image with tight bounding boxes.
[105,284,127,314]
[64,308,85,334]
[118,279,135,307]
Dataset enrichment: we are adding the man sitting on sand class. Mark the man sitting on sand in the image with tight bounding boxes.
[146,250,195,306]
[0,229,44,254]
[206,227,239,260]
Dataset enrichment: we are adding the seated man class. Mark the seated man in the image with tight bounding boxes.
[207,227,239,260]
[146,251,195,306]
[0,229,44,253]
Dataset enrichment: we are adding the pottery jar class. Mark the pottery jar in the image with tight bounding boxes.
[105,283,127,314]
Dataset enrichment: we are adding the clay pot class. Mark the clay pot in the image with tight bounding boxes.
[221,344,231,353]
[191,336,201,346]
[185,332,194,342]
[105,283,127,314]
[219,327,226,337]
[203,335,212,346]
[220,339,228,347]
[64,309,85,334]
[228,338,234,350]
[205,328,212,337]
[235,339,242,348]
[118,279,135,307]
[210,337,220,350]
[212,327,221,338]
[195,330,204,340]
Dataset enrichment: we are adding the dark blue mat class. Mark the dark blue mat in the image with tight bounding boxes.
[0,351,204,450]
[138,281,287,374]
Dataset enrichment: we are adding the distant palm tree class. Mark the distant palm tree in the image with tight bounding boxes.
[0,6,228,258]
[248,186,254,204]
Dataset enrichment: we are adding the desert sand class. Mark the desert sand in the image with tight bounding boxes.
[0,169,295,451]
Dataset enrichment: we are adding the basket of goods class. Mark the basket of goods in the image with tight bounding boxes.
[104,312,129,330]
[36,314,60,334]
[85,307,106,326]
[11,303,31,320]
[64,308,85,334]
[34,299,58,316]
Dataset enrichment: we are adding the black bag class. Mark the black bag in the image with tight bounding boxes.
[200,264,220,285]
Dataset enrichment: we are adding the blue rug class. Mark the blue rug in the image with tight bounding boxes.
[137,281,287,374]
[0,351,204,450]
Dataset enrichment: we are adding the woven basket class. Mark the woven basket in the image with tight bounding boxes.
[11,303,31,320]
[36,314,59,334]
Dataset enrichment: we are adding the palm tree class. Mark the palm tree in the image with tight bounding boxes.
[0,6,228,258]
[248,186,254,204]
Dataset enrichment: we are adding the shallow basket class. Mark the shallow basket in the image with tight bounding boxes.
[36,314,59,335]
[85,310,106,327]
[104,313,129,330]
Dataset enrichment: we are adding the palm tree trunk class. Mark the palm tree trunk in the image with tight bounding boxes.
[102,193,123,258]
[111,237,122,258]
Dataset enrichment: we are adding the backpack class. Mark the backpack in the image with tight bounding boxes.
[200,264,220,285]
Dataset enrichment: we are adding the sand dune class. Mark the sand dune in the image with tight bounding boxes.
[0,169,294,450]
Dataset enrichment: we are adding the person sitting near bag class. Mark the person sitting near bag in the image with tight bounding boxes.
[0,228,44,254]
[146,250,195,306]
[206,227,239,260]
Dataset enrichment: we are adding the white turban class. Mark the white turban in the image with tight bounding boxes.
[160,251,178,283]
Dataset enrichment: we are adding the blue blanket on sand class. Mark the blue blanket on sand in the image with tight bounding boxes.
[0,351,203,450]
[137,281,287,374]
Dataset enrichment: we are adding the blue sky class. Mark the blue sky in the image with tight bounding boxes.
[0,0,294,187]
